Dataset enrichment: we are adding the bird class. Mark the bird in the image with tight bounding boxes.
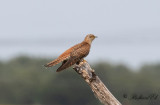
[44,34,97,72]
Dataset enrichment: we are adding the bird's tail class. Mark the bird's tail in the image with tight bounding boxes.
[44,56,69,67]
[44,58,62,67]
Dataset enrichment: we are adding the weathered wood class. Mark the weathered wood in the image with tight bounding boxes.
[73,60,122,105]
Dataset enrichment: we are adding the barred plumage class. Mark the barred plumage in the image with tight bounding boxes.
[44,34,97,72]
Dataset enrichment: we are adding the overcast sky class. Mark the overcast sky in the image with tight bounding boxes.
[0,0,160,69]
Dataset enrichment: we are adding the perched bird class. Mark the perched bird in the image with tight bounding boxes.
[44,34,97,72]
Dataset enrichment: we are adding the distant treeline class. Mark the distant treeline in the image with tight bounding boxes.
[0,56,160,105]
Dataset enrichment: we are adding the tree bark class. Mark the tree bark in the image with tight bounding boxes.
[73,60,122,105]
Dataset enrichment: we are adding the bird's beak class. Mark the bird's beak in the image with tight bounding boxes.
[95,36,98,38]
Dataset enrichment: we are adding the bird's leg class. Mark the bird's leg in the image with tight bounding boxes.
[76,58,84,65]
[73,60,96,82]
[74,59,85,73]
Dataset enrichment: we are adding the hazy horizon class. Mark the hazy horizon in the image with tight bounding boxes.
[0,0,160,69]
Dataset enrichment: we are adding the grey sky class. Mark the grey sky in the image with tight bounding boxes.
[0,0,160,68]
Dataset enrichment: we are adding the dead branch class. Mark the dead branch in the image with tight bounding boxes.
[73,60,122,105]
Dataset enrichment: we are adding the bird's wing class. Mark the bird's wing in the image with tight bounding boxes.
[56,42,90,72]
[44,43,81,67]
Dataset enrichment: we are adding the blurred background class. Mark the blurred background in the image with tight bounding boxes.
[0,0,160,105]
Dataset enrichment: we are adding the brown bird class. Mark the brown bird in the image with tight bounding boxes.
[44,34,97,72]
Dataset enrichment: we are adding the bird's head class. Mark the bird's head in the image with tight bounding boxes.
[84,34,97,44]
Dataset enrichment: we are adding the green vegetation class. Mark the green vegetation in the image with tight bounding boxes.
[0,56,160,105]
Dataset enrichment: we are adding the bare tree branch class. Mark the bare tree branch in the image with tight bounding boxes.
[73,60,122,105]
